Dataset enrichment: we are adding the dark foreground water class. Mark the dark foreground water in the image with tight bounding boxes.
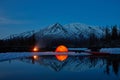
[0,53,120,80]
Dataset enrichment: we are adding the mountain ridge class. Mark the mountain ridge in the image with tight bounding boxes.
[34,23,120,48]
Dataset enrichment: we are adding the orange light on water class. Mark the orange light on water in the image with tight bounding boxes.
[55,45,68,52]
[33,46,39,52]
[55,45,68,61]
[55,55,68,61]
[33,55,39,60]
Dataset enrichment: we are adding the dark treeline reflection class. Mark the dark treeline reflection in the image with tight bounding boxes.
[14,55,120,75]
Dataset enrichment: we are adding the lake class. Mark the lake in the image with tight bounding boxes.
[0,52,120,80]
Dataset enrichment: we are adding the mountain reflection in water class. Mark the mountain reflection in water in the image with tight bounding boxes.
[18,55,120,75]
[0,53,120,80]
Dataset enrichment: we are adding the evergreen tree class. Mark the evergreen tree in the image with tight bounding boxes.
[119,31,120,39]
[105,27,111,41]
[112,25,118,40]
[89,32,97,46]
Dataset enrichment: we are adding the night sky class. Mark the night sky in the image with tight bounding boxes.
[0,0,120,39]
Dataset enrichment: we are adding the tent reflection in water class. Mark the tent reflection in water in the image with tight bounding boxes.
[55,45,68,61]
[33,55,39,60]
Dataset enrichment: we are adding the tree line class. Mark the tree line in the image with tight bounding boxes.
[88,25,120,48]
[0,33,36,52]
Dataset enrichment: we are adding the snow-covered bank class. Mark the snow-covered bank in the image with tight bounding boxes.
[100,48,120,54]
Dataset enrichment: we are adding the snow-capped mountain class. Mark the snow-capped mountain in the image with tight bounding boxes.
[64,23,104,38]
[4,30,35,39]
[36,23,105,40]
[35,23,109,48]
[4,22,119,48]
[35,23,68,40]
[34,23,119,48]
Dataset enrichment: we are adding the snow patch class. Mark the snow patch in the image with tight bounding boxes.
[100,48,120,54]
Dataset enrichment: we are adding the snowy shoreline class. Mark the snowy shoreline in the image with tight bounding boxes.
[100,48,120,54]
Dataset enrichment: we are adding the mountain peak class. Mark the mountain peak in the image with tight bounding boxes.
[54,22,62,26]
[52,23,63,29]
[44,23,67,34]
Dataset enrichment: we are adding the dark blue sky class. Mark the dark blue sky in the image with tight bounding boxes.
[0,0,120,38]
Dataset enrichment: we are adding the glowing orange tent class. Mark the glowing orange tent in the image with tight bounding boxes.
[55,45,68,52]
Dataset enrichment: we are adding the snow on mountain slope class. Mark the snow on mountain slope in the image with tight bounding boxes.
[17,31,34,38]
[36,23,105,41]
[4,30,34,39]
[35,23,120,48]
[64,23,104,38]
[35,23,70,40]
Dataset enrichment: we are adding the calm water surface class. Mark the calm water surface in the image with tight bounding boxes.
[0,53,120,80]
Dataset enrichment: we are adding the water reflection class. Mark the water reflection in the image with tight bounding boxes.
[105,55,120,75]
[55,54,68,61]
[33,55,39,60]
[0,53,120,80]
[16,54,120,75]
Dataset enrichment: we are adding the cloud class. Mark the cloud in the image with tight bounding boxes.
[0,17,29,24]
